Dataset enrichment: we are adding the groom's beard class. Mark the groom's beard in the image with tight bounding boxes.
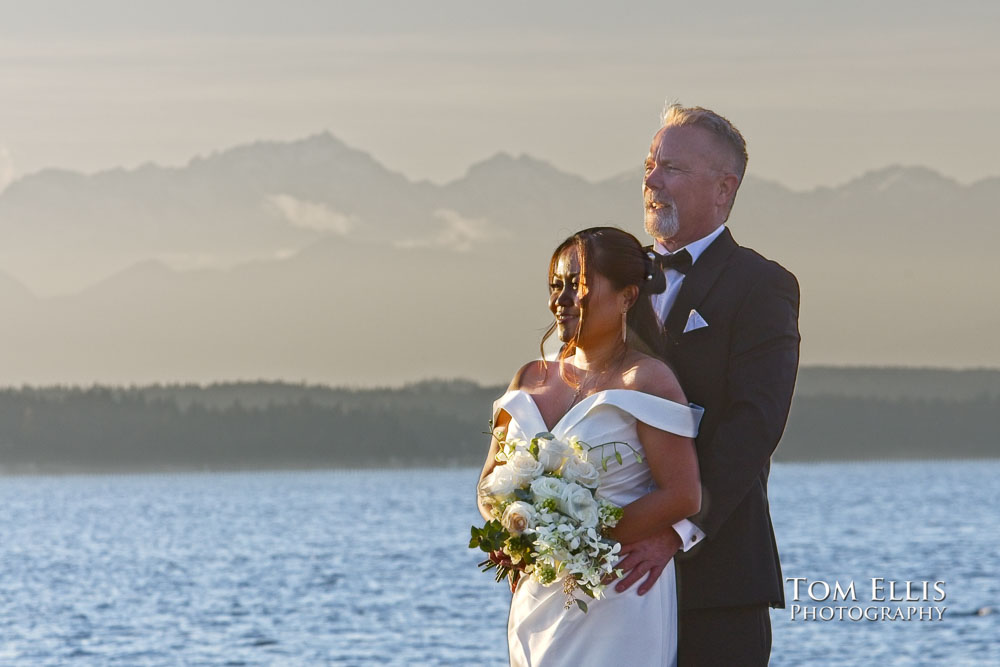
[644,199,680,241]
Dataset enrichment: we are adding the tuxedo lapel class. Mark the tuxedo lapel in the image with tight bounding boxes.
[664,227,739,346]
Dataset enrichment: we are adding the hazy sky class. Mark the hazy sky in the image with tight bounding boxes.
[2,0,998,191]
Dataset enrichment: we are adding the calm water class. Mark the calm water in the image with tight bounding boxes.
[0,462,997,665]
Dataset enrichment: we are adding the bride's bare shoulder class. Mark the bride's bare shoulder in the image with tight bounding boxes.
[508,360,550,392]
[622,353,687,403]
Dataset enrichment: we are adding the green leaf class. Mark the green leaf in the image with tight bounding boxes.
[615,451,623,465]
[602,457,609,472]
[575,599,588,613]
[535,432,556,440]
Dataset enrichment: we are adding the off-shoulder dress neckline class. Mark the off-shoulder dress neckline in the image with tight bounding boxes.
[496,388,701,435]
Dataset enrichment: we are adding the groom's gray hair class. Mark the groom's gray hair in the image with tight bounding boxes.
[661,103,748,182]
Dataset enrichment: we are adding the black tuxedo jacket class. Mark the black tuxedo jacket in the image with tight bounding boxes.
[656,227,800,610]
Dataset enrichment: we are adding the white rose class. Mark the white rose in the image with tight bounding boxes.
[560,456,600,489]
[535,437,571,473]
[501,501,538,536]
[507,450,544,487]
[530,476,567,503]
[559,482,599,528]
[478,465,516,501]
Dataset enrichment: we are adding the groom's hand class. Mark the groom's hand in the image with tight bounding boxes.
[613,530,682,596]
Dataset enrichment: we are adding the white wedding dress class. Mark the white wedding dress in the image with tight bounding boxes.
[492,389,703,667]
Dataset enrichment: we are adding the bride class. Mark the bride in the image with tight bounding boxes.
[477,227,703,667]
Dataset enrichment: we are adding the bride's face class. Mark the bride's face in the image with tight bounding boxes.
[548,247,623,345]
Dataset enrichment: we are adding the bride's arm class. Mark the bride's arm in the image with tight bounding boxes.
[476,361,541,522]
[606,363,701,545]
[477,408,512,522]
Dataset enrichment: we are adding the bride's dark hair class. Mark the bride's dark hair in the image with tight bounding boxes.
[541,226,668,367]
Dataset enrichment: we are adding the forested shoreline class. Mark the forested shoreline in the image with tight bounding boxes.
[1,368,997,473]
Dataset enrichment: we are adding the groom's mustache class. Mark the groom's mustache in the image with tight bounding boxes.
[645,196,674,210]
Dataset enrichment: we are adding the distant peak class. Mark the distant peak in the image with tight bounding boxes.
[293,130,350,149]
[477,152,552,168]
[118,259,175,277]
[189,130,365,165]
[970,174,1000,189]
[846,165,958,193]
[458,152,582,184]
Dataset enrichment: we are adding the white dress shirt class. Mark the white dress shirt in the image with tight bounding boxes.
[651,224,727,325]
[652,224,727,552]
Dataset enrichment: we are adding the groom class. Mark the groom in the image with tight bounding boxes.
[615,104,800,665]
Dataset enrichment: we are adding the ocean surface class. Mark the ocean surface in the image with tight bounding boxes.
[0,461,997,666]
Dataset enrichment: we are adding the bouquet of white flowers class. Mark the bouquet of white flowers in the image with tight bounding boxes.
[470,429,639,612]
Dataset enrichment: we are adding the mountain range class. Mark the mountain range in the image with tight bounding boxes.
[0,132,997,385]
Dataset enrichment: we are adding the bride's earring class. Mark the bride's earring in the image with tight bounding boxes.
[621,308,627,343]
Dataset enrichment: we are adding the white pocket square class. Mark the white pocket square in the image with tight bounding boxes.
[683,309,709,333]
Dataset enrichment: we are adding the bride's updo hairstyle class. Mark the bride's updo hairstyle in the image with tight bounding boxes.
[541,226,668,365]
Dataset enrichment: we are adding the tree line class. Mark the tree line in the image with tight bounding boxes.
[0,377,996,473]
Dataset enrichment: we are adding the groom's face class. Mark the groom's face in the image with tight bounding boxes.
[643,124,729,251]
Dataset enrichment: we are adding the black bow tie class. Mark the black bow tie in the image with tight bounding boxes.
[650,248,693,274]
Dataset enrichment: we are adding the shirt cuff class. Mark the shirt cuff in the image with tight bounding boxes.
[672,518,706,552]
